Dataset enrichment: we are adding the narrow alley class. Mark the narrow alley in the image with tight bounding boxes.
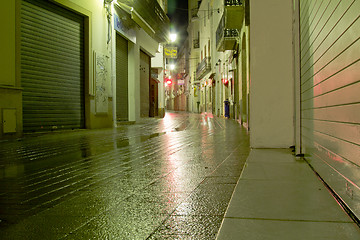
[1,0,360,239]
[0,112,249,239]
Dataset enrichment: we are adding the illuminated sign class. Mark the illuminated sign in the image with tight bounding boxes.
[177,80,185,85]
[165,78,172,86]
[164,47,177,59]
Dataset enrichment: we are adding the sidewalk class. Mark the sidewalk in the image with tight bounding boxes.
[217,149,360,240]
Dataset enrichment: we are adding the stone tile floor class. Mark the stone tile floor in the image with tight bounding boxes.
[0,112,250,239]
[217,149,360,240]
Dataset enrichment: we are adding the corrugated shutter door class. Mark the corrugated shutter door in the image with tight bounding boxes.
[116,34,128,121]
[21,0,85,132]
[300,0,360,218]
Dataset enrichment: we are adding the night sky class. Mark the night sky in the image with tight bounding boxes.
[167,0,189,47]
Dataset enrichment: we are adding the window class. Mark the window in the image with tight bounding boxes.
[208,40,210,55]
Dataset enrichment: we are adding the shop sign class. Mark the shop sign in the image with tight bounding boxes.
[178,80,185,85]
[164,47,177,59]
[114,13,136,43]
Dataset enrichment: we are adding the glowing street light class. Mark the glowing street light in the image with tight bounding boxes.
[170,33,177,43]
[169,64,175,70]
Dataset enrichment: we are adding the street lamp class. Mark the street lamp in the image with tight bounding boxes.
[170,33,177,43]
[169,64,175,70]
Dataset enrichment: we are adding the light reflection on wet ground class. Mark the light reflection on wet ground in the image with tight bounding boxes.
[0,112,249,239]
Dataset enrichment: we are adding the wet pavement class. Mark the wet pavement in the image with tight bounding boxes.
[0,112,250,239]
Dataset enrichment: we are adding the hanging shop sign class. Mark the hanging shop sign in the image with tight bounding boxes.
[164,47,177,59]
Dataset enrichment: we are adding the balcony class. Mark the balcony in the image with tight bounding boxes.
[216,20,239,52]
[216,1,245,51]
[196,57,211,80]
[115,0,170,43]
[191,7,199,21]
[193,39,200,49]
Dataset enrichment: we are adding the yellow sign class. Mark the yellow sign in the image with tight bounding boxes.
[164,47,177,59]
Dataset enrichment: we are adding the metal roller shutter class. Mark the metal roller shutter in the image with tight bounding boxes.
[116,34,128,121]
[21,0,85,132]
[300,0,360,218]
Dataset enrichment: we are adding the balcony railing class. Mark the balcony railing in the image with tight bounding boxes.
[193,39,200,49]
[224,0,243,6]
[216,3,244,51]
[116,0,170,42]
[216,20,239,51]
[191,7,199,20]
[196,57,211,80]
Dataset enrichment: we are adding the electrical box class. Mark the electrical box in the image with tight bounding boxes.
[2,108,17,133]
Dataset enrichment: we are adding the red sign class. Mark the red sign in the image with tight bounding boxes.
[222,78,229,86]
[165,78,172,86]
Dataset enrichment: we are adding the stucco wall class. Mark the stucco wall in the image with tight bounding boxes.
[0,1,22,138]
[249,0,295,148]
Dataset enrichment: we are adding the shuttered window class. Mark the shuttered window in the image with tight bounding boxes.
[21,0,85,132]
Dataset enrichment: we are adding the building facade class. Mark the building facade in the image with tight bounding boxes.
[0,0,169,139]
[187,0,249,123]
[186,0,360,220]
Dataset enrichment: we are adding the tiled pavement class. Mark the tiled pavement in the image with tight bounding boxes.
[0,112,250,239]
[217,149,360,239]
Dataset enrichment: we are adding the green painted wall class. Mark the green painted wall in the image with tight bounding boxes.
[0,1,16,87]
[0,1,22,138]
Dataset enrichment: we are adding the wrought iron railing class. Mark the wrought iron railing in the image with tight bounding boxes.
[191,7,199,20]
[224,0,243,6]
[216,12,240,51]
[216,14,225,48]
[196,57,211,80]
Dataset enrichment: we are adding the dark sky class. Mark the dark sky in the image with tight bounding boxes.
[167,0,188,47]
